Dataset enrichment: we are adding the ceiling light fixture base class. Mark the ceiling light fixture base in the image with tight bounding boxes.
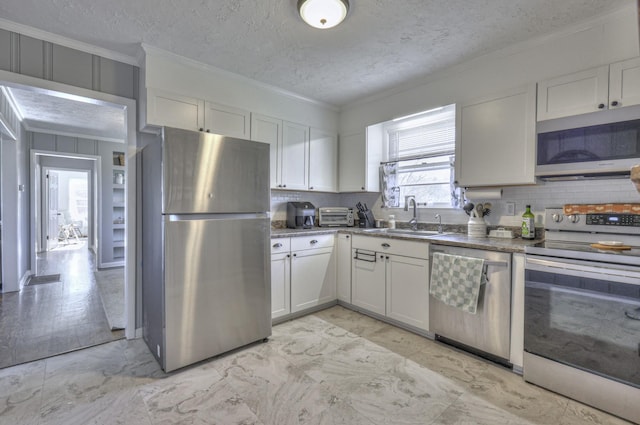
[297,0,350,29]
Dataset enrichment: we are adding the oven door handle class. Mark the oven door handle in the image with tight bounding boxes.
[526,257,640,285]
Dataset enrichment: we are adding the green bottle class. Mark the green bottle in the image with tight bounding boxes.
[522,205,535,240]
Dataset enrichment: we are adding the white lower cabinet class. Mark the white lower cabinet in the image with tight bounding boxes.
[270,235,336,319]
[352,249,386,315]
[351,236,430,331]
[336,234,352,303]
[291,246,336,312]
[271,251,291,319]
[386,254,429,330]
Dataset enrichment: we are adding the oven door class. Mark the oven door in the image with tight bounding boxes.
[524,255,640,388]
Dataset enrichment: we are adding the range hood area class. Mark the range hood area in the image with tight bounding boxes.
[535,105,640,181]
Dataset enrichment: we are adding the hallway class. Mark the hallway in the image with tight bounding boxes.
[0,241,123,369]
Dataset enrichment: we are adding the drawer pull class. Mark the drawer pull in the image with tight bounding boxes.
[381,243,390,248]
[272,243,283,248]
[310,239,318,245]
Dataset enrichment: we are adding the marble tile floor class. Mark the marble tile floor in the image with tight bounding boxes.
[0,242,124,370]
[0,306,633,425]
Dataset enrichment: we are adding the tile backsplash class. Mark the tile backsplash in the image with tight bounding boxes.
[271,177,640,229]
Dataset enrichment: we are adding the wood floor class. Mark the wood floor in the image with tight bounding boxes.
[0,241,124,369]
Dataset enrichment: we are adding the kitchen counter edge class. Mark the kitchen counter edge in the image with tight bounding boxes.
[270,227,540,253]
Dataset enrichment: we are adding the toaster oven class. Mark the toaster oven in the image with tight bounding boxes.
[318,207,354,227]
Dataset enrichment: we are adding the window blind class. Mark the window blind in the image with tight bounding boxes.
[387,104,456,162]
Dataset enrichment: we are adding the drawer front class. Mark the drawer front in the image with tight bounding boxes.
[291,234,335,251]
[352,235,428,259]
[270,238,291,254]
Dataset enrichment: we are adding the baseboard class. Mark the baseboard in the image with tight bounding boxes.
[97,261,125,269]
[19,270,32,289]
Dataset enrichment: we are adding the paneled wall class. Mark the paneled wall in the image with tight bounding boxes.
[0,29,138,99]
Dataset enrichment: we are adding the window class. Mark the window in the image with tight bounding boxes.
[380,104,459,208]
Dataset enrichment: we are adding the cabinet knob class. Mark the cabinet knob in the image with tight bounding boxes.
[381,243,390,248]
[199,128,204,132]
[386,256,389,260]
[611,100,619,107]
[361,187,365,191]
[310,239,318,245]
[309,186,314,190]
[380,255,384,259]
[206,129,210,133]
[346,235,349,239]
[598,103,606,109]
[273,243,283,248]
[287,254,290,258]
[293,253,297,257]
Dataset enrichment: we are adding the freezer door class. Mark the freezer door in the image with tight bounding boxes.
[162,127,270,214]
[163,214,271,372]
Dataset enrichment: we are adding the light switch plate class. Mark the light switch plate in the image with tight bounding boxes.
[506,202,516,216]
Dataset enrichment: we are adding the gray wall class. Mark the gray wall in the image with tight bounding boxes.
[0,29,138,99]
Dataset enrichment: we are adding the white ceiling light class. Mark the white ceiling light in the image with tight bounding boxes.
[298,0,350,29]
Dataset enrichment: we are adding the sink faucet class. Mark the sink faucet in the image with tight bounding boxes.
[404,195,418,230]
[435,213,443,233]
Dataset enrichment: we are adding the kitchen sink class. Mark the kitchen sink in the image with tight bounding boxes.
[361,228,449,237]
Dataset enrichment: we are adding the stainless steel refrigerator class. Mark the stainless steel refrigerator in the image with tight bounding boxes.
[141,126,271,372]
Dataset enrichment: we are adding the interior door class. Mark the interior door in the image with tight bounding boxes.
[46,171,60,251]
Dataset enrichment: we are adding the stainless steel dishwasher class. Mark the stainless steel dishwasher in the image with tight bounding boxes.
[429,245,512,365]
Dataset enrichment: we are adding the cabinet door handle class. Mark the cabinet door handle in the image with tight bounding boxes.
[386,256,389,260]
[206,129,210,133]
[309,186,314,190]
[381,243,390,248]
[310,239,318,245]
[611,100,619,107]
[380,255,384,259]
[361,187,365,191]
[598,103,606,109]
[283,184,287,188]
[346,235,350,239]
[272,243,283,248]
[287,254,290,258]
[199,128,204,132]
[293,253,297,257]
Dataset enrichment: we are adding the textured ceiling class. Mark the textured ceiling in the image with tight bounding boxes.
[0,0,633,106]
[6,86,126,142]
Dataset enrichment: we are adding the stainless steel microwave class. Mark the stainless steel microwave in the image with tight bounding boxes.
[535,107,640,180]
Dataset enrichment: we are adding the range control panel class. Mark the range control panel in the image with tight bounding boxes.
[586,214,640,227]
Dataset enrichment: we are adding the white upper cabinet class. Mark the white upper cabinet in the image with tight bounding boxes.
[204,101,250,139]
[144,89,250,138]
[538,57,640,121]
[146,88,204,131]
[281,121,309,191]
[308,127,337,192]
[338,131,381,192]
[609,57,640,109]
[456,84,537,187]
[250,114,282,188]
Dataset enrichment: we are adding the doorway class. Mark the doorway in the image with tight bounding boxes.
[0,73,136,368]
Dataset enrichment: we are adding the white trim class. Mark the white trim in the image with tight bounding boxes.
[8,72,137,341]
[142,44,339,112]
[0,18,140,66]
[0,112,17,140]
[19,270,31,290]
[2,87,24,121]
[23,122,125,144]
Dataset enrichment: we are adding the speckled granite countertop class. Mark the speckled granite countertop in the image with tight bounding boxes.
[270,227,541,253]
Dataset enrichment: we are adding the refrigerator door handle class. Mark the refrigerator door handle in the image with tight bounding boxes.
[167,213,270,222]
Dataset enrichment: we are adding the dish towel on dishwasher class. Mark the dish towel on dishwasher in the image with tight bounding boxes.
[430,252,486,314]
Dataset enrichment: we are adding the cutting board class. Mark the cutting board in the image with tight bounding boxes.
[590,243,632,251]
